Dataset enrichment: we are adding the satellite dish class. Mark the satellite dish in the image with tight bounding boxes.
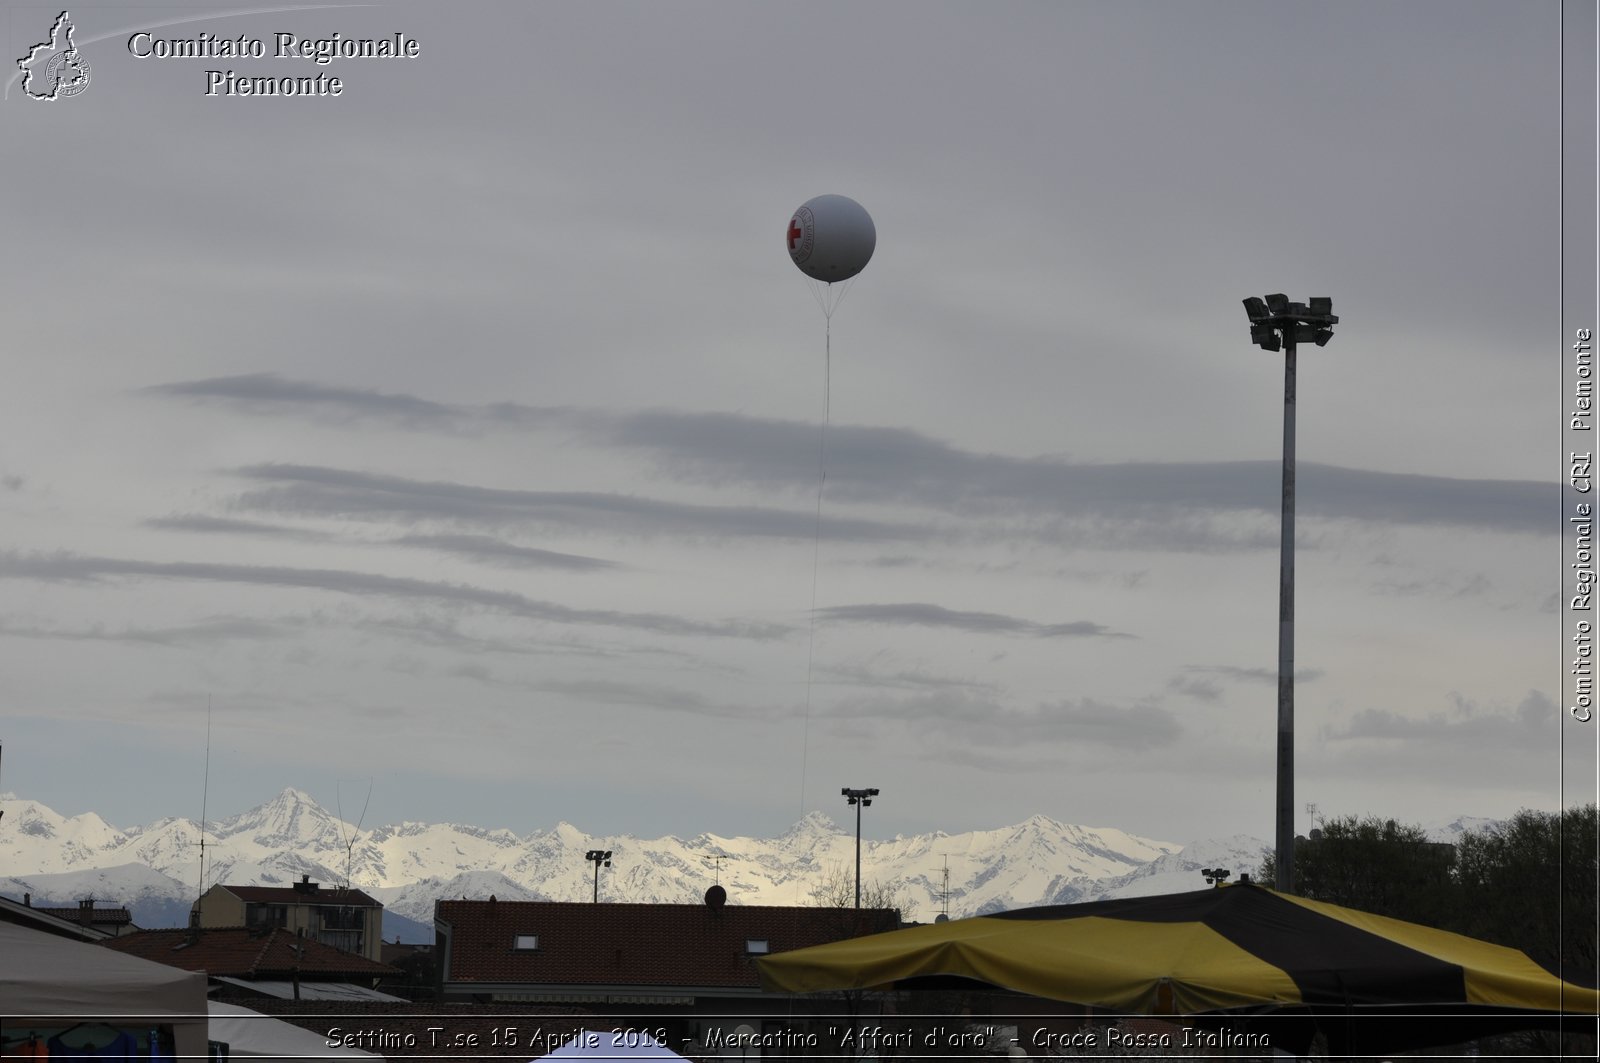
[787,194,876,283]
[704,884,727,908]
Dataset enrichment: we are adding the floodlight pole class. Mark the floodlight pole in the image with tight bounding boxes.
[1241,293,1336,896]
[841,787,878,910]
[585,848,612,903]
[1276,334,1296,895]
[854,799,863,910]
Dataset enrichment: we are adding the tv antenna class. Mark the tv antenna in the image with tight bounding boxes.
[705,853,728,885]
[934,855,951,920]
[335,778,373,893]
[195,697,212,924]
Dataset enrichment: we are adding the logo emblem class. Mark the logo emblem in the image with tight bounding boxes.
[787,207,815,265]
[18,11,91,101]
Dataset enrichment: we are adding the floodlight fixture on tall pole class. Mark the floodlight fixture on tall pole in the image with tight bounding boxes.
[841,787,879,910]
[1241,294,1338,894]
[585,848,612,902]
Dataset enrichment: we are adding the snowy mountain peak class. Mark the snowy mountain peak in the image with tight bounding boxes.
[779,810,839,841]
[212,787,354,849]
[552,822,589,845]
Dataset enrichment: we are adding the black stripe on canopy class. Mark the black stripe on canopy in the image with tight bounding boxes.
[988,884,1467,1006]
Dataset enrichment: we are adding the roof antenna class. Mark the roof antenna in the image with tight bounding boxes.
[706,853,727,885]
[195,697,213,927]
[932,855,950,922]
[335,778,373,893]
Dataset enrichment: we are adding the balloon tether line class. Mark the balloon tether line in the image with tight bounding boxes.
[799,283,842,826]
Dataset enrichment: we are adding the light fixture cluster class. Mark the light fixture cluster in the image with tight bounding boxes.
[585,848,613,903]
[1242,294,1338,351]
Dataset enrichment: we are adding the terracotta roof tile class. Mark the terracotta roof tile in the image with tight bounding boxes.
[100,927,400,979]
[34,906,133,925]
[437,901,899,989]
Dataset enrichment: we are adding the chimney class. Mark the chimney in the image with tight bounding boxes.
[79,898,95,923]
[22,893,30,907]
[294,874,319,895]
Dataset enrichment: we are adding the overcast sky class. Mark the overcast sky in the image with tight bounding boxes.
[0,0,1587,849]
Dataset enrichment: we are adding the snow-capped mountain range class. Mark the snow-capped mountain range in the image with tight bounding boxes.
[0,789,1482,942]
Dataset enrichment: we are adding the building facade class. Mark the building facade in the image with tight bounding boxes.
[194,876,384,962]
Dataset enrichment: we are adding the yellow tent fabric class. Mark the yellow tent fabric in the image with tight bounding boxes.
[757,883,1599,1017]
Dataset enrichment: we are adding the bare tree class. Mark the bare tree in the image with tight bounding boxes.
[808,860,919,920]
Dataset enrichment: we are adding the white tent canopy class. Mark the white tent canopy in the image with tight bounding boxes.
[207,1002,382,1062]
[0,920,208,1058]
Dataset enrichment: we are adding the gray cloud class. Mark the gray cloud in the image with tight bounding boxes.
[1168,675,1224,703]
[818,661,1001,694]
[1053,567,1150,590]
[0,552,785,640]
[146,514,335,542]
[146,373,471,428]
[819,602,1130,639]
[149,515,621,571]
[601,410,1552,536]
[0,616,284,647]
[150,378,1552,537]
[1321,690,1552,751]
[391,533,619,571]
[1032,699,1181,749]
[1183,665,1326,685]
[529,677,771,720]
[336,612,735,674]
[446,665,772,720]
[356,615,626,659]
[229,463,922,544]
[1372,573,1492,599]
[830,691,1178,749]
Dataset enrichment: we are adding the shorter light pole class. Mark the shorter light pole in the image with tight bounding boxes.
[585,849,612,902]
[840,788,879,910]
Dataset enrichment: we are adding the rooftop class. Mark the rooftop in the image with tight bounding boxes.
[438,899,900,989]
[100,926,400,979]
[208,883,382,908]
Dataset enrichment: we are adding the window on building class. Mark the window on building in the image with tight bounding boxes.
[318,929,362,954]
[745,939,770,954]
[513,934,539,950]
[321,906,363,931]
[246,904,287,928]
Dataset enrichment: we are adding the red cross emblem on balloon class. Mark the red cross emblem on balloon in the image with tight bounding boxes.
[785,196,874,283]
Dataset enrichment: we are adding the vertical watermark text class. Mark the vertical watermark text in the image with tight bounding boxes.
[1571,327,1594,722]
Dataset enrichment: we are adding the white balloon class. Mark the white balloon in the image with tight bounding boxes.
[786,194,875,283]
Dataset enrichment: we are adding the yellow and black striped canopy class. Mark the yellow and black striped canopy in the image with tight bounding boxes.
[757,883,1599,1016]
